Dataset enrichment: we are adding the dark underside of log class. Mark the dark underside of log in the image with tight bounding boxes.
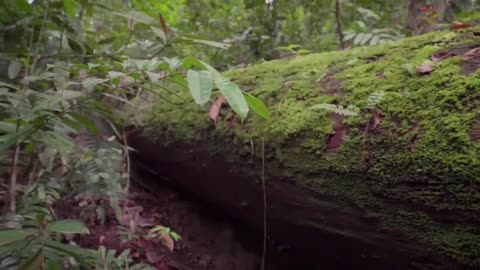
[129,131,464,270]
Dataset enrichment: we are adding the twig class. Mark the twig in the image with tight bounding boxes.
[6,145,20,213]
[335,0,345,49]
[37,53,120,63]
[30,0,50,74]
[122,129,131,193]
[260,135,267,270]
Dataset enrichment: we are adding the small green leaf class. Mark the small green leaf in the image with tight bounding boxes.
[63,0,75,19]
[244,93,270,120]
[214,78,249,121]
[46,220,90,234]
[187,70,212,105]
[18,246,43,270]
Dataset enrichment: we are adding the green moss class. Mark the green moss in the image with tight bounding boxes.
[143,26,480,266]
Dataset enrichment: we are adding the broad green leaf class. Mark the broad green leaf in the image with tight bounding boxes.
[15,0,33,13]
[46,220,90,234]
[244,93,270,120]
[361,33,372,45]
[18,246,43,270]
[150,26,167,43]
[0,127,33,153]
[82,78,108,92]
[107,71,126,79]
[0,82,20,90]
[186,70,212,105]
[68,112,98,133]
[0,121,17,133]
[355,20,367,29]
[63,0,75,19]
[113,10,154,24]
[354,33,364,45]
[60,90,84,99]
[0,230,35,246]
[357,7,380,20]
[8,61,22,79]
[370,35,380,45]
[98,36,117,45]
[145,71,163,83]
[343,32,356,41]
[182,56,205,70]
[45,260,62,270]
[214,78,249,121]
[199,60,221,80]
[180,37,230,49]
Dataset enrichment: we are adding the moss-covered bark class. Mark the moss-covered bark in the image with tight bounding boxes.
[140,27,480,268]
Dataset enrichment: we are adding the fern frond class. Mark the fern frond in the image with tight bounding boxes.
[367,91,385,108]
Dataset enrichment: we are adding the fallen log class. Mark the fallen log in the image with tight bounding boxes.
[130,27,480,269]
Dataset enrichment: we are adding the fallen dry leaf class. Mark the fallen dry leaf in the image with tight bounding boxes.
[371,112,382,131]
[463,47,480,60]
[209,97,225,125]
[450,23,470,30]
[431,51,452,62]
[160,232,175,252]
[416,62,434,74]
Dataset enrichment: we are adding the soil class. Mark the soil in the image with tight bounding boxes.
[57,169,305,270]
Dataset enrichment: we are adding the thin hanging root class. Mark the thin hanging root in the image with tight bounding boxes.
[261,135,267,270]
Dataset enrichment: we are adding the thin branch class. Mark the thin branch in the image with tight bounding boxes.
[31,0,50,74]
[335,0,345,49]
[6,145,20,213]
[122,129,131,193]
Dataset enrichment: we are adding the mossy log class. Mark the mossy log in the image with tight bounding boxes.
[130,27,480,269]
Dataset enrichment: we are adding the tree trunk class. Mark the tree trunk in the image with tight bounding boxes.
[130,27,480,270]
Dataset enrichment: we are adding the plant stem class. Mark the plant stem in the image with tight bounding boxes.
[335,0,345,49]
[6,145,20,213]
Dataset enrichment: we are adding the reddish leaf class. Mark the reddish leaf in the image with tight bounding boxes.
[462,47,480,60]
[209,97,225,125]
[159,14,168,35]
[450,23,470,30]
[431,51,452,62]
[416,63,434,74]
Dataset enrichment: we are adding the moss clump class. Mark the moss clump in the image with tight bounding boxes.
[143,27,480,267]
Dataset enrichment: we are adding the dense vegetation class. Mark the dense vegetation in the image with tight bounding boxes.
[0,0,479,269]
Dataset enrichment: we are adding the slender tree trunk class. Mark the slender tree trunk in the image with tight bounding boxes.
[335,0,344,49]
[406,0,428,34]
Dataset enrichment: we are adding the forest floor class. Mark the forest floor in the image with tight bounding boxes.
[55,171,280,270]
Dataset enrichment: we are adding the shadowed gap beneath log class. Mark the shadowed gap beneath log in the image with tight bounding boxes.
[128,130,461,270]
